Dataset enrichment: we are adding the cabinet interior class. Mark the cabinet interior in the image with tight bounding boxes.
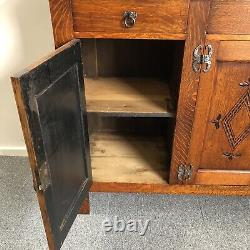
[82,38,185,184]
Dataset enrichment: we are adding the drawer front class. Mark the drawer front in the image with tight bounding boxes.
[72,0,189,35]
[208,0,250,34]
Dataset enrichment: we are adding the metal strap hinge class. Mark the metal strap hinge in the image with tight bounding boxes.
[177,164,193,182]
[193,44,213,73]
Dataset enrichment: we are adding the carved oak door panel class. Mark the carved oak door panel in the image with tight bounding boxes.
[188,41,250,185]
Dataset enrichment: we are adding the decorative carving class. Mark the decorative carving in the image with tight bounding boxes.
[177,164,192,181]
[222,90,250,150]
[210,114,222,129]
[223,152,241,161]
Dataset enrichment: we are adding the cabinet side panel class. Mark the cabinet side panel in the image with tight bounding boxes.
[49,0,74,48]
[169,0,211,184]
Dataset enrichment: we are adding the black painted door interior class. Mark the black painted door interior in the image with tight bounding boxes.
[11,40,91,249]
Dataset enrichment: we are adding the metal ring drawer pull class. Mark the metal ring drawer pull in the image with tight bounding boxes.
[123,11,137,28]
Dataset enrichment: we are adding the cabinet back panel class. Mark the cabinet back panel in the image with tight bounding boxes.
[81,39,184,79]
[81,39,184,109]
[88,115,172,135]
[88,115,175,162]
[90,132,170,184]
[88,116,175,183]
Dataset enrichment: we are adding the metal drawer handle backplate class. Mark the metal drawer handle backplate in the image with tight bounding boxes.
[123,11,137,28]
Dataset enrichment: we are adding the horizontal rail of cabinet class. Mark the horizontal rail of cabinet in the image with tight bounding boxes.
[90,182,250,196]
[206,34,250,41]
[75,32,187,40]
[195,169,250,186]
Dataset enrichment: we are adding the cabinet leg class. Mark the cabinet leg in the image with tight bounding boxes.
[79,193,90,214]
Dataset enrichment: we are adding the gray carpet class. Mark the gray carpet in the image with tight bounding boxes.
[0,156,250,250]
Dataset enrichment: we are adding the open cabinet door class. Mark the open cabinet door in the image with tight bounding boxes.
[11,40,92,249]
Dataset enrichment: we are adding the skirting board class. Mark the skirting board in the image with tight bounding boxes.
[0,147,27,156]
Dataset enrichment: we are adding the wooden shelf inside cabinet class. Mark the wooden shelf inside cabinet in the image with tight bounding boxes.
[85,77,175,117]
[90,132,169,184]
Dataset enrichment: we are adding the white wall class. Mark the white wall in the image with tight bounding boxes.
[0,0,55,156]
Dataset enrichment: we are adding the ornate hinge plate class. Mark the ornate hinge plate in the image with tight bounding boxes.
[193,44,213,73]
[177,164,193,181]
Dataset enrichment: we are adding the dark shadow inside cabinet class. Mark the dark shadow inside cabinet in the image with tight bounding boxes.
[81,38,185,184]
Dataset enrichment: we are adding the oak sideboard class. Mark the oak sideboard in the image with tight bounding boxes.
[11,0,250,249]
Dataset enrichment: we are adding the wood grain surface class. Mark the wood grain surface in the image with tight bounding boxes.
[75,31,187,40]
[49,0,74,48]
[72,0,189,36]
[85,77,175,117]
[169,0,212,184]
[195,169,250,186]
[189,40,250,185]
[90,132,169,184]
[208,0,250,35]
[90,181,250,196]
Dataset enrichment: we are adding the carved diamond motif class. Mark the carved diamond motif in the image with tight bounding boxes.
[222,90,250,150]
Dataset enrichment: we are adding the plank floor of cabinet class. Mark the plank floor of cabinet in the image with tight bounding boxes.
[90,132,169,184]
[89,133,250,196]
[85,77,175,117]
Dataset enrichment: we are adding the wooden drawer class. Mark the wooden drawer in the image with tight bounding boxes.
[207,0,250,35]
[72,0,189,36]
